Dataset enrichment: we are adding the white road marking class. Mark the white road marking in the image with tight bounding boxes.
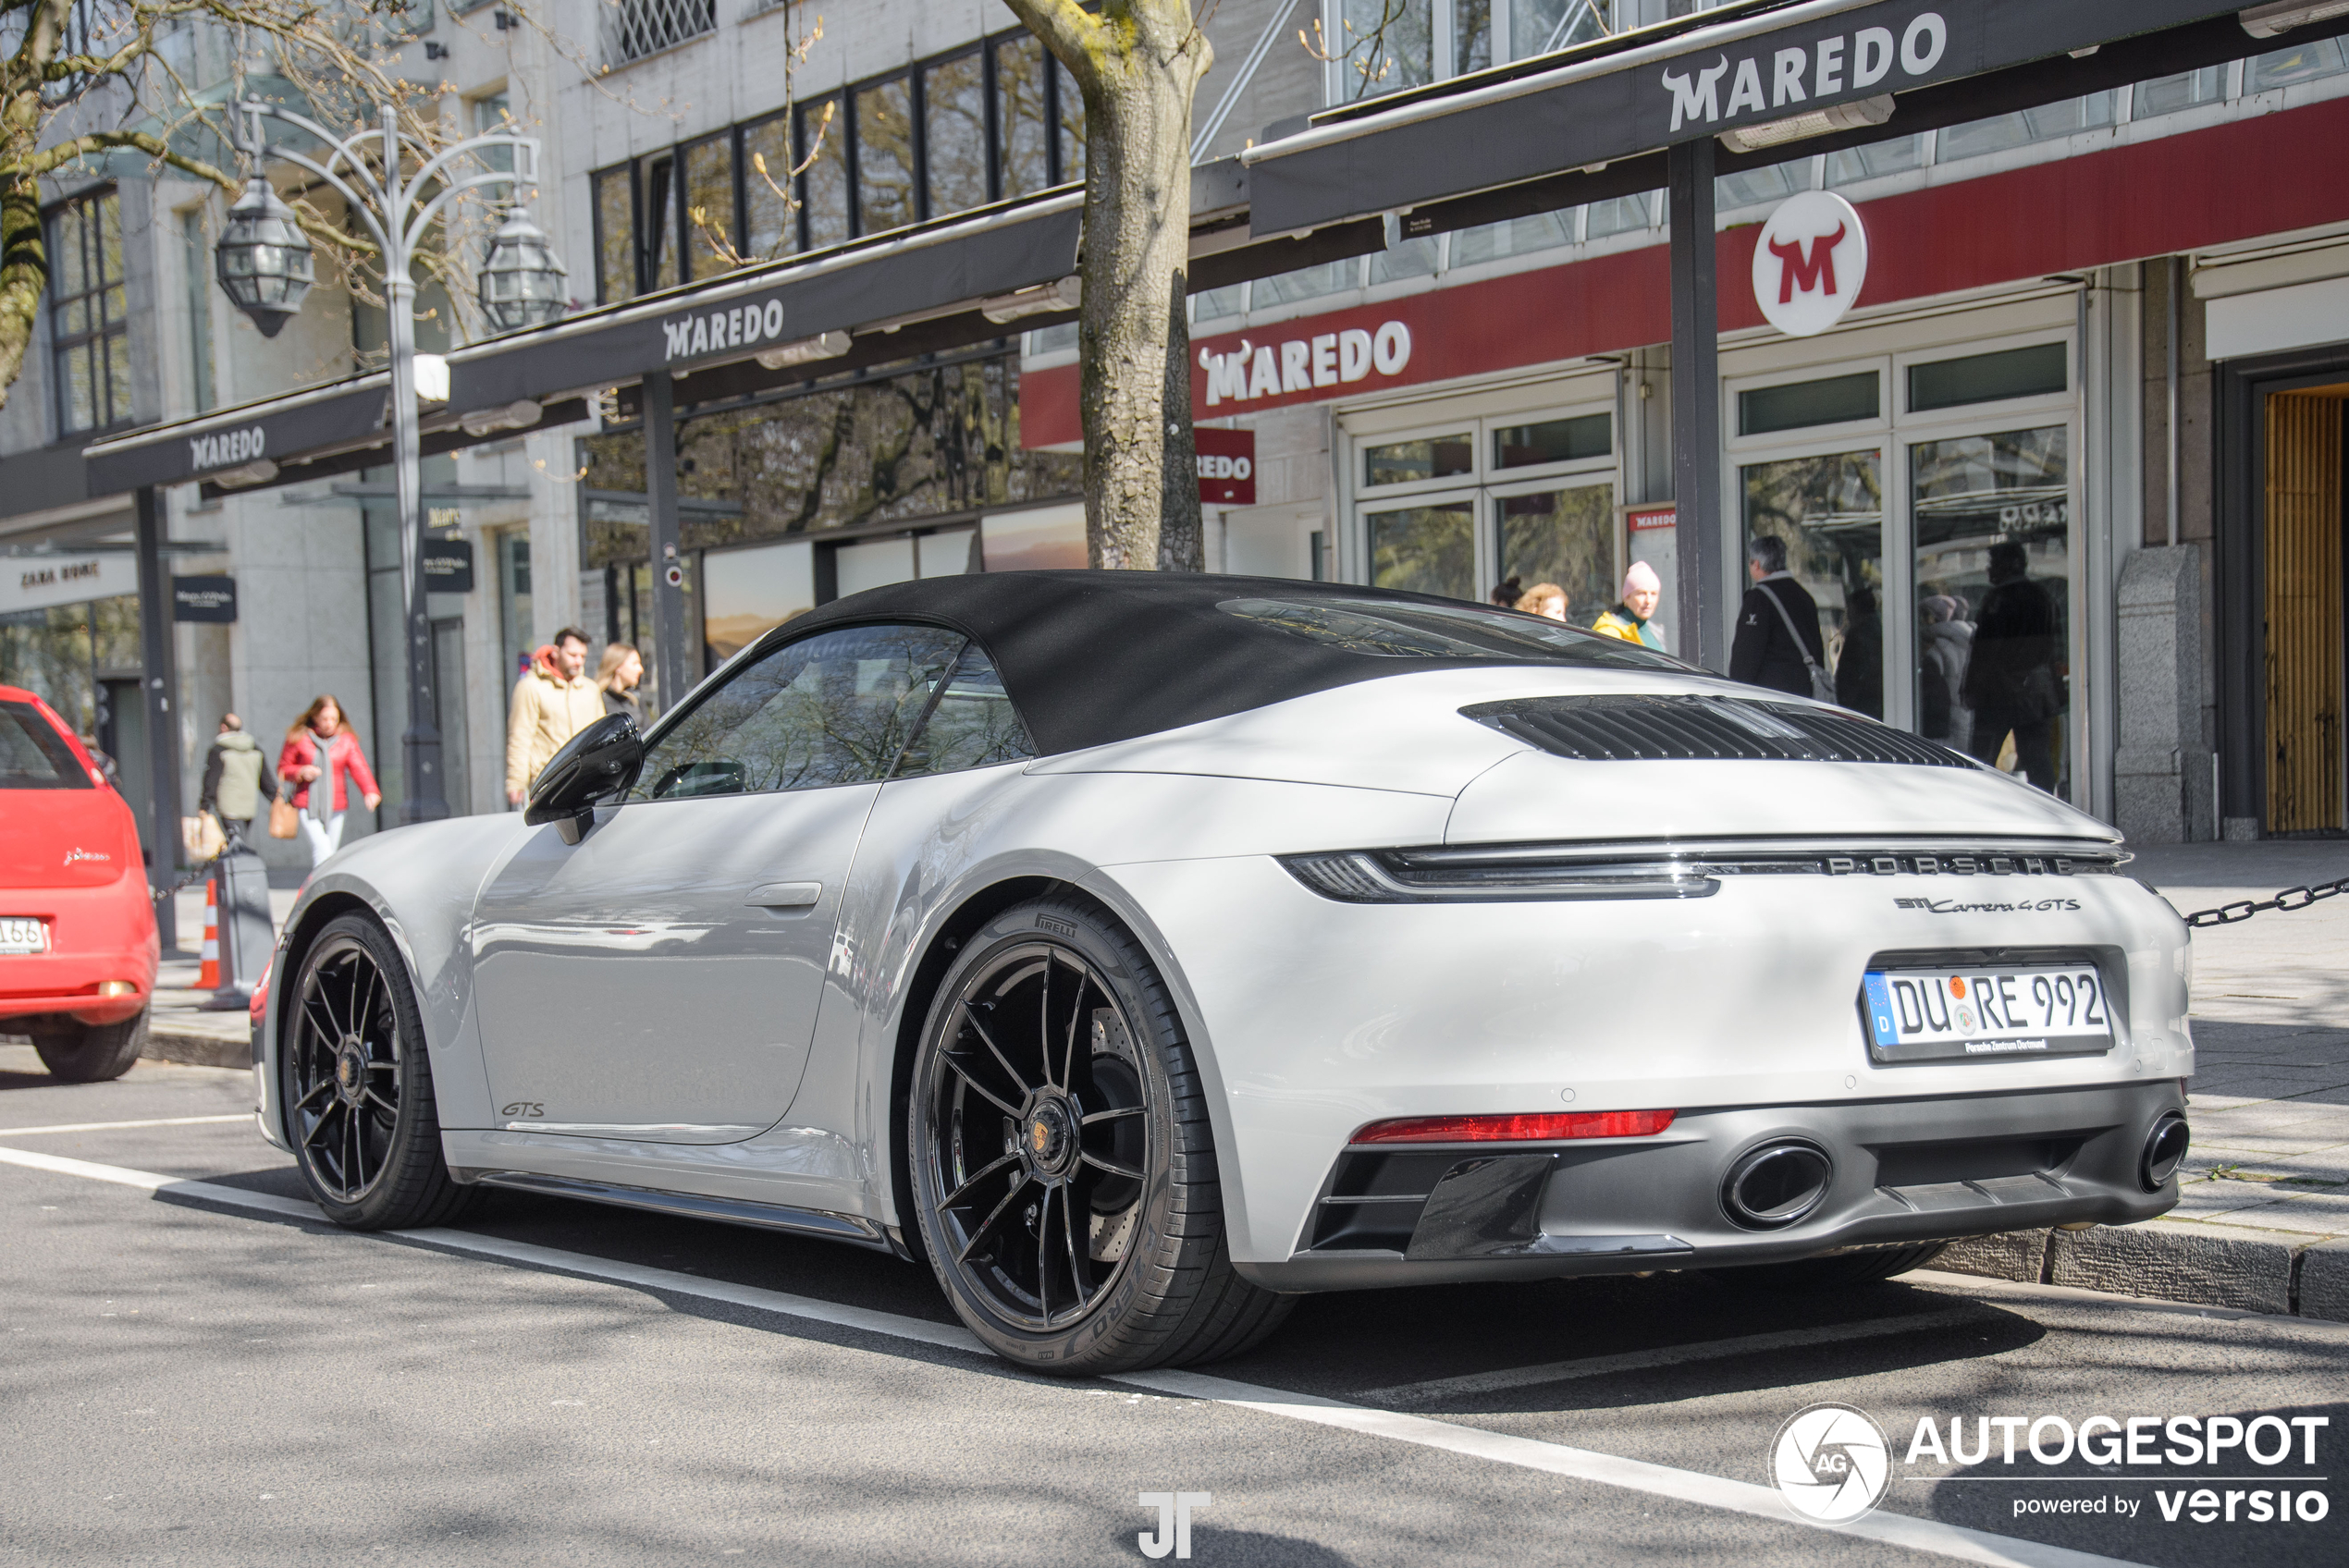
[1361,1307,1983,1405]
[1,1145,2156,1568]
[0,1114,251,1137]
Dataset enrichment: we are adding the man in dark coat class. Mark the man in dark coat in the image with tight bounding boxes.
[1963,540,2064,790]
[1728,535,1826,698]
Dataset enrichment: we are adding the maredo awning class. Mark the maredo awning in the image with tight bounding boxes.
[81,159,1386,498]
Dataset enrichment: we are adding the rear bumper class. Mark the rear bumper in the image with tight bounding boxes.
[1236,1080,2184,1292]
[0,876,157,1027]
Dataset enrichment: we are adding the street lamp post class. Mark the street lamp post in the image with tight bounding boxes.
[216,99,567,824]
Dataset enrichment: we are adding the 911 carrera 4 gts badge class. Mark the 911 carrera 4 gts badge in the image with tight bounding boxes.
[1896,897,2082,913]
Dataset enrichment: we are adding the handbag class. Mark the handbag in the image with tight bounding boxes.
[269,796,301,839]
[182,814,227,863]
[1757,582,1838,704]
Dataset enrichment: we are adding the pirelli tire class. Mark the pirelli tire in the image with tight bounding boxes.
[907,896,1292,1375]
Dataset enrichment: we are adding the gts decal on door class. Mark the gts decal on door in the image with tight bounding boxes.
[501,1101,546,1118]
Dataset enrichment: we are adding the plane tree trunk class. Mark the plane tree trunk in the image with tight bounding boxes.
[1007,1,1211,570]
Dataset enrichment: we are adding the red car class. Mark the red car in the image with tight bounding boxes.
[1,684,158,1080]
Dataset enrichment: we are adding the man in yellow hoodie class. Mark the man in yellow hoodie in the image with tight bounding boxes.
[505,627,605,805]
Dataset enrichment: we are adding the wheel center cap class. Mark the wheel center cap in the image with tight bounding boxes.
[1025,1100,1073,1176]
[335,1038,364,1102]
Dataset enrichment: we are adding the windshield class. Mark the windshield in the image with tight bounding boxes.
[0,699,92,790]
[1218,597,1689,670]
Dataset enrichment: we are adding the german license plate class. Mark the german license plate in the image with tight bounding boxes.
[0,917,46,955]
[1863,964,2113,1063]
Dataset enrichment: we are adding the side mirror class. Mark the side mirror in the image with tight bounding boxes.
[525,714,645,842]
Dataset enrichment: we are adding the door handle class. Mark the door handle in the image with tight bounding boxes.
[745,881,822,909]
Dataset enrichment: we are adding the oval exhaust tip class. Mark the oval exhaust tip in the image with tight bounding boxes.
[2141,1113,2190,1192]
[1722,1141,1833,1229]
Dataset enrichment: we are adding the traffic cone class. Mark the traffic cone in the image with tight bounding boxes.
[198,878,220,989]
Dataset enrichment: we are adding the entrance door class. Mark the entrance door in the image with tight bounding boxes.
[2264,388,2348,833]
[471,621,966,1142]
[1739,446,1887,717]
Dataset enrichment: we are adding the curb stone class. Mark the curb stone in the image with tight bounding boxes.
[142,1025,249,1072]
[1932,1229,2050,1284]
[2299,1239,2349,1324]
[2048,1219,2300,1316]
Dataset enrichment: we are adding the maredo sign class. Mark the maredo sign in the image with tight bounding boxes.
[1753,190,1868,337]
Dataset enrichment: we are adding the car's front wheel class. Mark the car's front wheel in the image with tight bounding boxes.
[31,1008,148,1083]
[281,913,472,1230]
[908,897,1291,1374]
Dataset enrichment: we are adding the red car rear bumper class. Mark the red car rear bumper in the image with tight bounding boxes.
[0,873,158,1026]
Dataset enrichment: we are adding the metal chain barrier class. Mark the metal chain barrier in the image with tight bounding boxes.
[2179,876,2349,928]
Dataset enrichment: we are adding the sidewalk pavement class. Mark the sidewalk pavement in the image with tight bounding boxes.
[1937,839,2349,1323]
[35,841,2349,1321]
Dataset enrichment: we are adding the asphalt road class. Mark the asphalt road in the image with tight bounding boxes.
[3,1047,2343,1568]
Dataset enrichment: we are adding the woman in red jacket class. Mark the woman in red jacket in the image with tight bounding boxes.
[278,694,382,867]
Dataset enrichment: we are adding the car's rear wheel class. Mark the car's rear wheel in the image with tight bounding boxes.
[282,913,472,1230]
[908,897,1291,1374]
[31,1009,148,1083]
[1703,1242,1949,1292]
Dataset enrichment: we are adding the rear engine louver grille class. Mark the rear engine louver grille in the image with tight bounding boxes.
[1465,694,1971,767]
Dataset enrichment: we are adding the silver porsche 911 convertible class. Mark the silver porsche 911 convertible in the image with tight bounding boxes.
[253,572,2191,1373]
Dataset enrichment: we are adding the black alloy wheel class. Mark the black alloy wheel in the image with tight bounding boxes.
[909,898,1291,1374]
[281,913,471,1229]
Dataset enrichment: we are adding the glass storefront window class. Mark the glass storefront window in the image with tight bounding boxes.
[2251,37,2349,91]
[704,540,814,667]
[1369,500,1475,600]
[1365,433,1474,487]
[1254,259,1359,310]
[1826,134,1925,187]
[1940,92,2116,161]
[1740,372,1879,437]
[1494,412,1608,470]
[593,165,633,302]
[2134,67,2228,120]
[1909,343,2067,413]
[1496,483,1614,623]
[1584,192,1654,239]
[1912,427,2071,797]
[1741,450,1885,717]
[1339,0,1436,102]
[1449,211,1571,268]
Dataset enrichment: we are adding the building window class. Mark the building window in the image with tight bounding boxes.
[584,27,1088,303]
[47,189,131,435]
[1325,0,1616,104]
[607,0,714,66]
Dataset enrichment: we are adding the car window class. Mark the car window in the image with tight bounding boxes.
[632,624,966,801]
[0,700,92,790]
[891,643,1037,778]
[1218,597,1687,670]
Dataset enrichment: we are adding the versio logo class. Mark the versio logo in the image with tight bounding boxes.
[1138,1490,1210,1559]
[1771,1403,1891,1525]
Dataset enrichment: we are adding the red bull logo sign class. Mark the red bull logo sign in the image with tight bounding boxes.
[1752,190,1867,338]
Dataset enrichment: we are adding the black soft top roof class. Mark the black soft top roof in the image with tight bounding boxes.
[761,571,1679,757]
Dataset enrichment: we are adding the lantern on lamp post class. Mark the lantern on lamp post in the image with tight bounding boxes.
[213,178,315,338]
[215,99,563,824]
[478,207,569,332]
